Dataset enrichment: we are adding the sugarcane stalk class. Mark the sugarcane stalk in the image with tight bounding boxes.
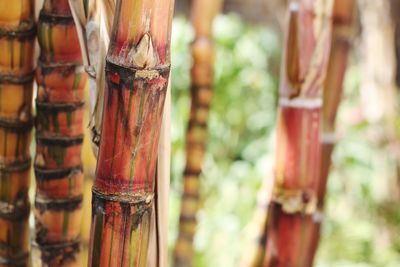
[0,1,35,266]
[391,0,400,89]
[173,1,223,266]
[263,1,333,266]
[69,2,172,265]
[391,0,400,194]
[33,0,87,266]
[147,79,171,267]
[157,83,172,267]
[308,0,356,259]
[240,175,275,267]
[87,1,175,266]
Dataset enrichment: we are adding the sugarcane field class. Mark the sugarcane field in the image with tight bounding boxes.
[0,0,400,266]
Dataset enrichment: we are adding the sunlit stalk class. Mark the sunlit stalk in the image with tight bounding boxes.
[0,1,35,266]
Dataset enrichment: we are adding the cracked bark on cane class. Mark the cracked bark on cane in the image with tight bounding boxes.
[173,0,222,266]
[87,1,175,266]
[0,1,35,266]
[33,0,87,266]
[263,1,333,267]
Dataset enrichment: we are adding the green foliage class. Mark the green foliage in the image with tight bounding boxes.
[169,14,400,267]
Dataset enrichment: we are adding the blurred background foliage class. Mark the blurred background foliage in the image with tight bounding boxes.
[167,14,400,267]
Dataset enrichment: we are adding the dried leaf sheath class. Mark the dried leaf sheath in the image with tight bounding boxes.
[309,0,356,259]
[87,0,175,266]
[173,0,222,266]
[68,0,114,156]
[0,1,35,266]
[263,1,333,266]
[33,0,87,266]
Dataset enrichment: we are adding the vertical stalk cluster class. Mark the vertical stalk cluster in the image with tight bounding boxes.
[173,0,222,266]
[0,1,35,266]
[309,0,356,258]
[263,1,333,266]
[33,0,87,265]
[87,0,175,266]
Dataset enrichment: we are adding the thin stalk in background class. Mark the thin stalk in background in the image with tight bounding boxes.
[0,0,35,266]
[33,0,87,265]
[173,0,223,266]
[263,0,333,266]
[240,176,275,267]
[391,0,400,192]
[309,0,356,259]
[391,0,400,88]
[87,0,175,266]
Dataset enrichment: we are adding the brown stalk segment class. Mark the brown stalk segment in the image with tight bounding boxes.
[87,0,175,266]
[33,0,87,266]
[0,1,35,266]
[263,1,333,267]
[173,1,222,266]
[309,0,356,259]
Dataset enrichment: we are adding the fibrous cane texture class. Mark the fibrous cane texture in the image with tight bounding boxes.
[173,0,222,266]
[263,1,333,266]
[0,1,35,266]
[33,0,87,266]
[87,1,175,266]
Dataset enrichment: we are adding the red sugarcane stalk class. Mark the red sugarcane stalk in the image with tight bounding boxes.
[0,1,35,266]
[263,1,333,266]
[33,0,87,265]
[173,1,222,266]
[308,0,356,259]
[87,1,175,266]
[69,2,172,264]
